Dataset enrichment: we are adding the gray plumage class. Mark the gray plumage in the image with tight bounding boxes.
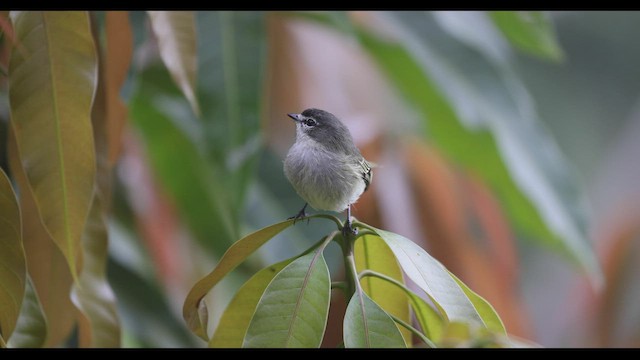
[284,108,373,213]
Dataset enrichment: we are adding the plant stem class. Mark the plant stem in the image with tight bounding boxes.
[389,313,436,348]
[340,229,360,300]
[307,213,344,230]
[331,281,347,292]
[359,269,405,288]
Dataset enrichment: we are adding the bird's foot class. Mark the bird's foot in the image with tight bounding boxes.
[288,204,309,225]
[342,219,358,238]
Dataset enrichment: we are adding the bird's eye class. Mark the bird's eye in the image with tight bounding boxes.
[304,118,317,127]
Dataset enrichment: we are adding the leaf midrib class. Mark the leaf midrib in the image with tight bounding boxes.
[42,12,74,275]
[283,250,322,347]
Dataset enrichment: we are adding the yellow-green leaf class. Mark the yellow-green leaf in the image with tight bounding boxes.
[0,167,25,342]
[8,11,98,281]
[448,271,506,335]
[409,292,445,343]
[209,258,293,348]
[354,235,411,346]
[183,219,294,341]
[370,227,483,325]
[148,11,200,116]
[489,11,563,61]
[7,276,47,348]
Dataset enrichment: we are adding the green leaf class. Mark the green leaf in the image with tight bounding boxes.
[356,26,600,284]
[8,11,98,281]
[365,226,483,325]
[71,197,121,347]
[0,167,25,342]
[182,219,294,341]
[489,11,563,61]
[448,271,505,335]
[195,11,265,220]
[243,248,331,348]
[354,235,411,345]
[7,276,47,348]
[209,258,293,348]
[148,11,200,117]
[343,291,406,348]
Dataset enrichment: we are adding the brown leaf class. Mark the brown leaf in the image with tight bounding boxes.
[105,11,133,166]
[8,127,75,347]
[403,139,531,338]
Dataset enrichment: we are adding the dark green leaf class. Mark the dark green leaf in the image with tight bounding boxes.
[343,291,406,348]
[129,66,236,256]
[243,248,331,348]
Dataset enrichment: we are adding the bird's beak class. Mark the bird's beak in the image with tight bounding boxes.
[287,113,302,122]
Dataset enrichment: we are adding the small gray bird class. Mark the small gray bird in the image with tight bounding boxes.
[284,108,373,235]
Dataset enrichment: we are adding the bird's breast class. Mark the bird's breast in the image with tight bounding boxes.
[284,142,364,212]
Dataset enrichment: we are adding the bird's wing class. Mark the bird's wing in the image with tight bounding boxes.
[359,158,373,192]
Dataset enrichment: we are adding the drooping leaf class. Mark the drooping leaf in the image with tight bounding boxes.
[343,290,406,348]
[104,11,133,166]
[148,11,200,117]
[489,11,563,61]
[68,15,122,347]
[182,219,294,341]
[8,127,75,347]
[209,258,293,348]
[7,276,47,348]
[355,24,600,284]
[354,234,411,345]
[448,271,506,335]
[0,167,25,342]
[71,197,121,347]
[362,226,483,325]
[243,249,331,348]
[8,11,98,280]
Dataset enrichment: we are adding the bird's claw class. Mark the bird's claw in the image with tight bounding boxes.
[342,220,358,238]
[288,207,308,225]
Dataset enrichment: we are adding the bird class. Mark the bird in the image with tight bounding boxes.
[283,108,373,236]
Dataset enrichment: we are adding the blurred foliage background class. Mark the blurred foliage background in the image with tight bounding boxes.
[1,11,639,348]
